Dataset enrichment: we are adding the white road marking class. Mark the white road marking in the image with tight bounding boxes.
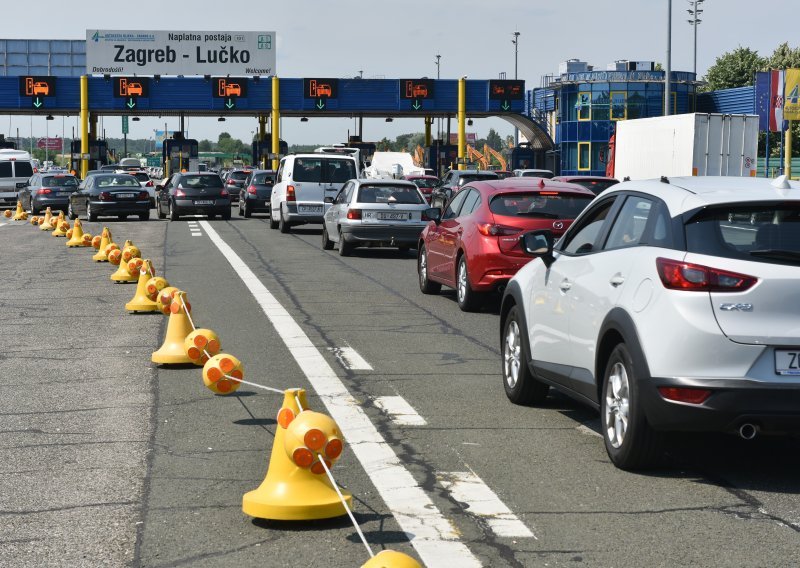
[199,221,481,568]
[327,345,373,371]
[438,471,536,539]
[0,222,7,227]
[373,396,427,426]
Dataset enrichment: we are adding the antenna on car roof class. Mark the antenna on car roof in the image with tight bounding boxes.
[623,176,630,182]
[660,176,670,184]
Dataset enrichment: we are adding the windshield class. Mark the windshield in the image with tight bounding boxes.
[357,185,423,204]
[180,175,223,189]
[570,179,618,194]
[490,192,593,219]
[686,203,800,265]
[43,176,78,187]
[520,171,554,179]
[229,171,250,181]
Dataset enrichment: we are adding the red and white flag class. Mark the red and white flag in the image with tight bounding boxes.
[769,69,785,132]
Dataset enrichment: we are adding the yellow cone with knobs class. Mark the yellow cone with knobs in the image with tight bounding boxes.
[145,276,169,302]
[66,218,88,247]
[125,259,160,313]
[111,241,139,282]
[242,389,352,521]
[93,228,113,261]
[157,287,180,315]
[52,219,69,237]
[186,329,221,366]
[12,201,27,221]
[202,353,241,393]
[40,207,54,230]
[361,551,422,568]
[151,291,195,364]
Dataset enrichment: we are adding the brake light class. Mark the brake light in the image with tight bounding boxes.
[138,191,149,200]
[99,191,112,201]
[287,185,296,202]
[346,208,362,220]
[226,179,236,185]
[175,189,186,197]
[145,180,154,187]
[539,191,559,195]
[36,188,52,195]
[656,257,757,292]
[477,223,521,237]
[247,185,257,195]
[220,189,229,197]
[658,387,712,404]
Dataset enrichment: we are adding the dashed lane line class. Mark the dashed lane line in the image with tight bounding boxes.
[327,345,373,371]
[199,220,482,568]
[438,471,536,539]
[373,396,428,427]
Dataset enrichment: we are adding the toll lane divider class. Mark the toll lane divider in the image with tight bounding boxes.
[18,210,422,568]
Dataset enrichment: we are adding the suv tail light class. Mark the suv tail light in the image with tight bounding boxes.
[346,208,362,220]
[138,191,149,200]
[175,189,186,197]
[656,257,757,292]
[658,387,712,404]
[287,185,296,202]
[247,185,257,195]
[220,189,229,198]
[477,223,521,237]
[36,188,52,195]
[99,191,112,201]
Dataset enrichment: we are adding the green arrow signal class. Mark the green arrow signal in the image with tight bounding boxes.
[501,100,510,111]
[33,97,42,108]
[412,99,421,110]
[316,99,326,110]
[127,98,136,109]
[226,99,235,109]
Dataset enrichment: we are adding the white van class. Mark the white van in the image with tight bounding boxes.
[0,149,35,208]
[315,145,362,175]
[270,153,358,233]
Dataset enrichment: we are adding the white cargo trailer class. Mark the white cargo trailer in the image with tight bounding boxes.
[612,113,759,180]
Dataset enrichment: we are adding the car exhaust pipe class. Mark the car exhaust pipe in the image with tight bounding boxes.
[738,423,758,440]
[496,284,506,295]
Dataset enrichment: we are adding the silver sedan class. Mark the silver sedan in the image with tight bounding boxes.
[322,179,433,256]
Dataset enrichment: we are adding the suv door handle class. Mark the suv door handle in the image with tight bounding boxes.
[610,275,625,287]
[559,280,572,292]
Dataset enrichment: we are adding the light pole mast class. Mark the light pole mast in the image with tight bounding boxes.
[512,31,520,145]
[665,0,672,116]
[687,0,704,75]
[435,54,441,140]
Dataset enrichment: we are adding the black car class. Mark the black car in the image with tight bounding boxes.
[68,173,150,221]
[238,169,275,217]
[223,169,252,203]
[430,169,499,209]
[19,173,80,214]
[156,172,231,221]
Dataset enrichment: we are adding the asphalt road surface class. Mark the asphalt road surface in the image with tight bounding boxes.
[2,212,800,567]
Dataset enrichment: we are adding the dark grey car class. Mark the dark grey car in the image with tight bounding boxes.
[223,169,251,203]
[156,172,231,221]
[238,170,275,217]
[430,169,499,209]
[19,173,80,214]
[68,173,150,221]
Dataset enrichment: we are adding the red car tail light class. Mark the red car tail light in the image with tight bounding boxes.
[175,189,186,197]
[286,185,296,202]
[99,191,112,201]
[145,180,154,187]
[226,179,236,185]
[477,223,521,237]
[346,208,362,220]
[36,188,52,195]
[220,189,229,198]
[247,185,257,195]
[656,257,757,292]
[658,387,712,404]
[138,191,149,200]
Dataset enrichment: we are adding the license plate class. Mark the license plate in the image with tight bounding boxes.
[298,205,323,214]
[775,350,800,375]
[116,193,136,199]
[376,212,410,221]
[195,200,214,205]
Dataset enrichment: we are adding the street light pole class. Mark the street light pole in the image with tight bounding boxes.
[665,0,672,116]
[435,54,441,141]
[687,0,704,75]
[512,31,520,145]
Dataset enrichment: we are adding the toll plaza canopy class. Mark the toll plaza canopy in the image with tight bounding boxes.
[0,76,553,151]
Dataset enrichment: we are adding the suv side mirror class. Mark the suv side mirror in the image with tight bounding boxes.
[521,230,555,265]
[155,184,164,191]
[324,196,334,203]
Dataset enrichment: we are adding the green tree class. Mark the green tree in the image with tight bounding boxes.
[767,42,800,70]
[198,139,213,152]
[701,47,767,92]
[485,128,503,151]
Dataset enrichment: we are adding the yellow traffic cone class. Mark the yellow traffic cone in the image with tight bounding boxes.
[125,259,160,313]
[242,389,352,521]
[151,291,195,364]
[12,201,26,221]
[40,207,54,231]
[361,550,422,568]
[93,228,113,261]
[66,218,87,247]
[186,329,221,366]
[51,219,69,237]
[110,241,138,282]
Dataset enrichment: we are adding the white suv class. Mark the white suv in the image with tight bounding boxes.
[270,154,358,233]
[501,175,800,470]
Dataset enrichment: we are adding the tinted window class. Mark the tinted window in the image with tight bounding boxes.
[457,173,498,186]
[253,173,274,185]
[293,158,324,182]
[459,189,481,216]
[443,188,470,220]
[520,171,554,179]
[324,159,356,183]
[570,179,618,195]
[229,171,249,180]
[0,162,12,177]
[604,196,655,249]
[42,175,78,187]
[357,185,423,204]
[96,176,139,187]
[15,162,34,177]
[560,199,616,255]
[180,175,223,189]
[132,172,150,182]
[686,203,800,265]
[490,192,593,219]
[410,178,438,189]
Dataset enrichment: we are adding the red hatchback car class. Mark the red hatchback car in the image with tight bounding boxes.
[417,178,595,311]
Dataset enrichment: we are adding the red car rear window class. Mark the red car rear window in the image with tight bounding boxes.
[490,192,593,219]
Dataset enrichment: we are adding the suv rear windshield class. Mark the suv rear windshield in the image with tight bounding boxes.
[357,185,423,204]
[43,175,78,187]
[490,192,593,219]
[294,158,356,183]
[180,175,223,189]
[686,203,800,265]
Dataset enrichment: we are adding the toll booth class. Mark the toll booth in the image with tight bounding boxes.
[345,137,376,167]
[0,135,16,149]
[252,137,288,169]
[510,142,555,172]
[70,139,108,173]
[162,134,199,176]
[424,141,458,176]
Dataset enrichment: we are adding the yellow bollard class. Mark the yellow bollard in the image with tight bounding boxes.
[40,207,54,231]
[111,242,139,282]
[151,291,195,364]
[93,228,113,261]
[12,201,26,221]
[66,218,88,247]
[361,550,423,568]
[125,259,160,313]
[242,389,352,521]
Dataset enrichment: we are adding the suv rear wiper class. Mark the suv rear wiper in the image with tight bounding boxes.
[749,249,800,262]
